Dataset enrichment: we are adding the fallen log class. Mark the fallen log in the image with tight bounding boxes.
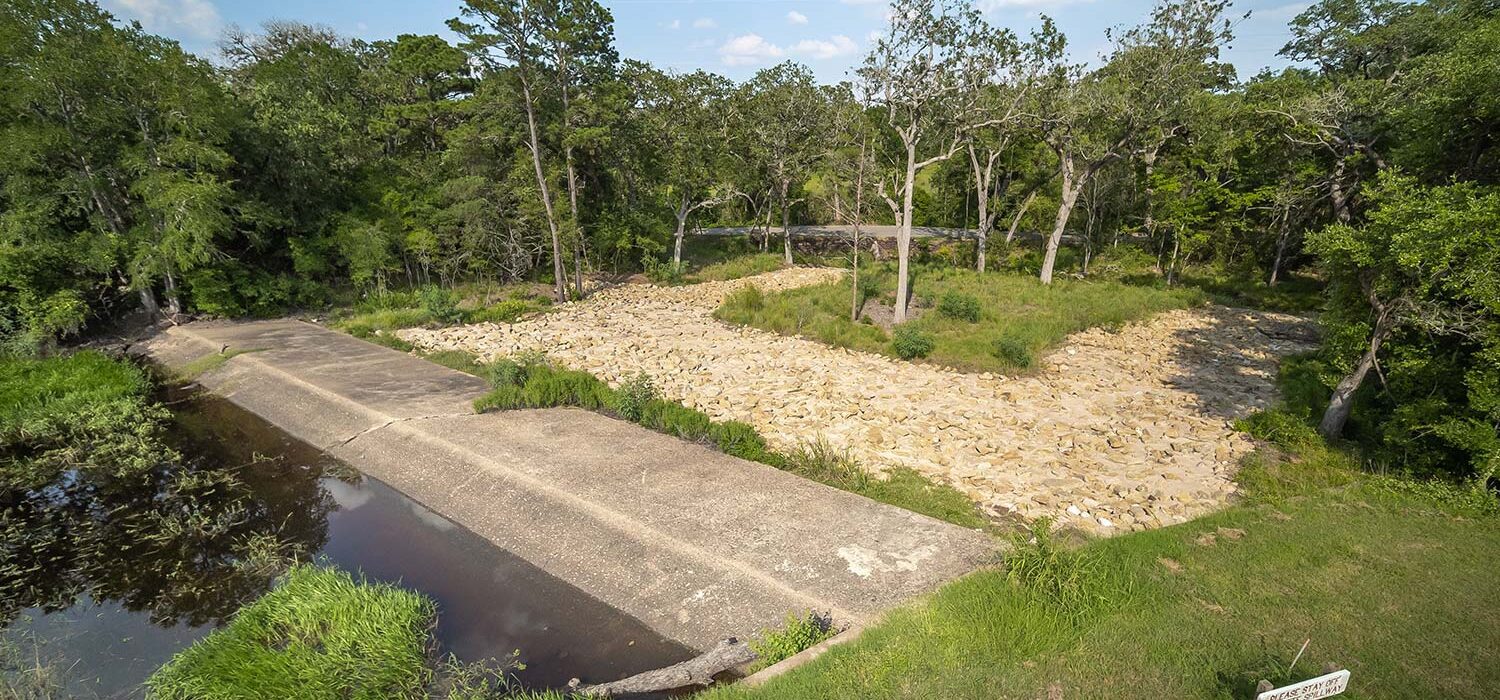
[568,637,757,697]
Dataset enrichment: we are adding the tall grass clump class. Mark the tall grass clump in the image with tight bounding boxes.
[1005,519,1118,621]
[148,565,435,700]
[747,611,837,673]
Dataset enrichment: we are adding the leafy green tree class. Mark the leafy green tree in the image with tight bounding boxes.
[1305,173,1499,478]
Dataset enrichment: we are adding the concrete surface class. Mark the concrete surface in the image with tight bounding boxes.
[141,319,994,651]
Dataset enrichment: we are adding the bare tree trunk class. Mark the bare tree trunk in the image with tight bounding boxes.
[519,76,567,303]
[569,638,757,697]
[1165,230,1181,285]
[894,145,917,322]
[967,145,998,273]
[163,269,182,316]
[780,180,794,266]
[1040,155,1079,286]
[673,195,689,266]
[1319,304,1395,439]
[851,137,867,322]
[1005,189,1037,244]
[1329,158,1353,224]
[139,287,160,319]
[1269,205,1291,286]
[1142,144,1160,246]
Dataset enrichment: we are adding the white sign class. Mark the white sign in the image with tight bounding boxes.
[1256,669,1351,700]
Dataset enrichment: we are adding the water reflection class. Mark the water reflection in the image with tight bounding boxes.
[0,395,338,630]
[1,391,691,696]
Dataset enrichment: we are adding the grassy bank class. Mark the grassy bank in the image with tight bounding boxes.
[708,424,1499,699]
[464,354,989,530]
[331,284,551,351]
[149,565,435,699]
[715,263,1204,373]
[0,351,174,489]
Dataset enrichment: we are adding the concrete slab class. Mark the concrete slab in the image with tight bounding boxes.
[142,319,995,651]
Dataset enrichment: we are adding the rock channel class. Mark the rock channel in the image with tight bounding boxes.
[400,268,1316,535]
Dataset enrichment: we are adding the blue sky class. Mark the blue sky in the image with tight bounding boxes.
[102,0,1312,83]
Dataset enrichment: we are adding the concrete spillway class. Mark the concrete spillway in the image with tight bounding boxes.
[143,319,993,651]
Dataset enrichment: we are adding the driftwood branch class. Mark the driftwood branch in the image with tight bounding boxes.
[568,637,757,697]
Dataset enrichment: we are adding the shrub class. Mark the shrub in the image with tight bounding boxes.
[613,373,658,422]
[993,336,1034,369]
[937,291,981,322]
[748,611,837,672]
[418,285,462,324]
[639,399,713,442]
[711,420,781,465]
[890,326,935,359]
[642,256,686,285]
[148,565,435,700]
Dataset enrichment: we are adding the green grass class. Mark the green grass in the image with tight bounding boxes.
[0,352,173,488]
[148,565,436,700]
[709,438,1500,699]
[331,284,549,340]
[470,358,989,529]
[747,611,838,673]
[716,264,1205,373]
[174,348,262,381]
[688,253,786,282]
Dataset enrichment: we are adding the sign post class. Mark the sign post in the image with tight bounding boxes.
[1254,668,1350,700]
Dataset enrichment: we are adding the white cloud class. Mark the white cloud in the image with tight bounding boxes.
[790,34,858,60]
[664,19,682,30]
[692,17,718,29]
[718,33,784,66]
[786,10,809,25]
[107,0,223,39]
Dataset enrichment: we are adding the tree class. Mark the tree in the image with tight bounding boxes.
[632,66,734,265]
[743,62,827,266]
[1035,0,1233,284]
[543,0,617,297]
[962,20,1063,272]
[860,0,1007,321]
[1306,173,1499,447]
[450,0,571,302]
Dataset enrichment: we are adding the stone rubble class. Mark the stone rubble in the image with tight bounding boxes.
[399,268,1317,535]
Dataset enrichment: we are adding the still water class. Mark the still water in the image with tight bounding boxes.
[1,392,691,697]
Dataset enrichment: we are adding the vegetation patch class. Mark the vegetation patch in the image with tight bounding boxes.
[716,264,1203,373]
[0,352,174,489]
[747,611,837,673]
[332,285,550,340]
[174,347,262,382]
[689,253,786,283]
[470,358,988,529]
[148,565,436,700]
[706,438,1500,700]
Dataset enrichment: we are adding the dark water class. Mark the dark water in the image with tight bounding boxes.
[2,392,691,697]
